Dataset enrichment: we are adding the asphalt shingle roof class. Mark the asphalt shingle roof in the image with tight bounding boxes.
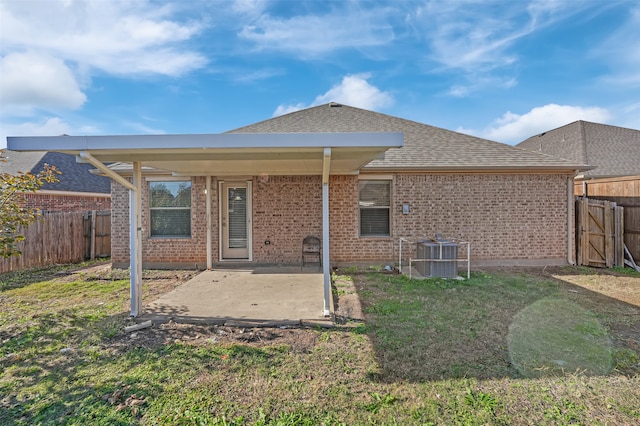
[1,150,111,193]
[517,121,640,178]
[229,103,584,171]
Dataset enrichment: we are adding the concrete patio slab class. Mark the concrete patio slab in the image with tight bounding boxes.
[142,267,332,327]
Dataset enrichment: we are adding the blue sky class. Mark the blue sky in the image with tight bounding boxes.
[1,0,639,148]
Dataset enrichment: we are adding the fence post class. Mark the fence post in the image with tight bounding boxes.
[577,198,588,266]
[90,210,96,260]
[615,206,624,267]
[604,201,613,268]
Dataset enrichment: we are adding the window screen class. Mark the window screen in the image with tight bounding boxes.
[149,181,192,237]
[359,180,391,236]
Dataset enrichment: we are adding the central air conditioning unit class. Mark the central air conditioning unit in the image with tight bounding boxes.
[416,237,458,278]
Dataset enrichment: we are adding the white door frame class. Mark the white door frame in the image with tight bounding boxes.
[218,180,252,261]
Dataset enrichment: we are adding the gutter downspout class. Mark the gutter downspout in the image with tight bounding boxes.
[322,148,332,317]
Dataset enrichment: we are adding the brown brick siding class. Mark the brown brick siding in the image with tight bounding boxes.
[112,173,570,267]
[329,173,569,263]
[397,173,567,261]
[328,175,395,262]
[19,192,111,212]
[111,177,209,267]
[111,182,130,264]
[253,176,322,263]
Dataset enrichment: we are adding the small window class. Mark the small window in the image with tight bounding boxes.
[149,181,192,237]
[359,180,391,236]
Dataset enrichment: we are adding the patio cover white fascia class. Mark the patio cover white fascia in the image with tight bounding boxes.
[7,132,403,318]
[8,133,402,176]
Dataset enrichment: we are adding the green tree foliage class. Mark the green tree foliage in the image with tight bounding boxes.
[0,156,61,258]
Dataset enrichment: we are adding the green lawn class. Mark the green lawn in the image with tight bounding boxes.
[1,264,639,425]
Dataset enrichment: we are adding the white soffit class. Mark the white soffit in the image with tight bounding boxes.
[7,133,403,176]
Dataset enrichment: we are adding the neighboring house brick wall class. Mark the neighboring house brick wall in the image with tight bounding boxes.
[19,192,111,212]
[112,173,570,268]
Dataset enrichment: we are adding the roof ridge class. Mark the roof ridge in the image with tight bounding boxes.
[227,102,587,171]
[510,144,583,165]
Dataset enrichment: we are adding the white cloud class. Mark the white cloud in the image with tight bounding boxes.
[462,104,612,144]
[0,0,207,77]
[123,121,167,135]
[314,74,394,108]
[0,0,207,119]
[0,52,87,114]
[447,76,517,97]
[273,74,393,116]
[410,0,599,73]
[239,9,395,57]
[231,0,269,16]
[273,103,307,117]
[616,102,640,130]
[595,6,640,87]
[231,68,285,83]
[1,117,71,149]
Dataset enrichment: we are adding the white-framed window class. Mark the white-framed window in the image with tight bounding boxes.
[359,180,391,237]
[149,180,192,237]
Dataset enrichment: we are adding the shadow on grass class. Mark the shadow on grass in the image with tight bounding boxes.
[0,260,110,291]
[349,266,640,383]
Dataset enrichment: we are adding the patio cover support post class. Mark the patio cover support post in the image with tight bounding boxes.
[206,176,212,270]
[322,148,331,317]
[129,162,143,317]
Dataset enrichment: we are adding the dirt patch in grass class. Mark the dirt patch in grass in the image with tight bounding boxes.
[108,321,319,355]
[489,265,640,306]
[52,263,199,301]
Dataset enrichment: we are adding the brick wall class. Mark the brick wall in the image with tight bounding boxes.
[112,172,571,268]
[329,173,570,263]
[252,175,322,263]
[110,181,130,265]
[400,173,569,261]
[328,175,395,262]
[19,192,111,212]
[113,175,323,267]
[111,177,209,267]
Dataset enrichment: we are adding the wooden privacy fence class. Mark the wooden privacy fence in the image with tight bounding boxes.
[576,198,624,268]
[0,210,111,274]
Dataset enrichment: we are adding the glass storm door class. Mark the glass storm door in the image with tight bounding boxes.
[221,182,251,259]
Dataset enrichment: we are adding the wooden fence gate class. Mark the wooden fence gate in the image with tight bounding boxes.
[83,210,111,260]
[576,198,624,267]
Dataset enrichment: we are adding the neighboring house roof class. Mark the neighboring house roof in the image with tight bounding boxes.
[0,150,111,193]
[229,102,584,172]
[516,121,640,179]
